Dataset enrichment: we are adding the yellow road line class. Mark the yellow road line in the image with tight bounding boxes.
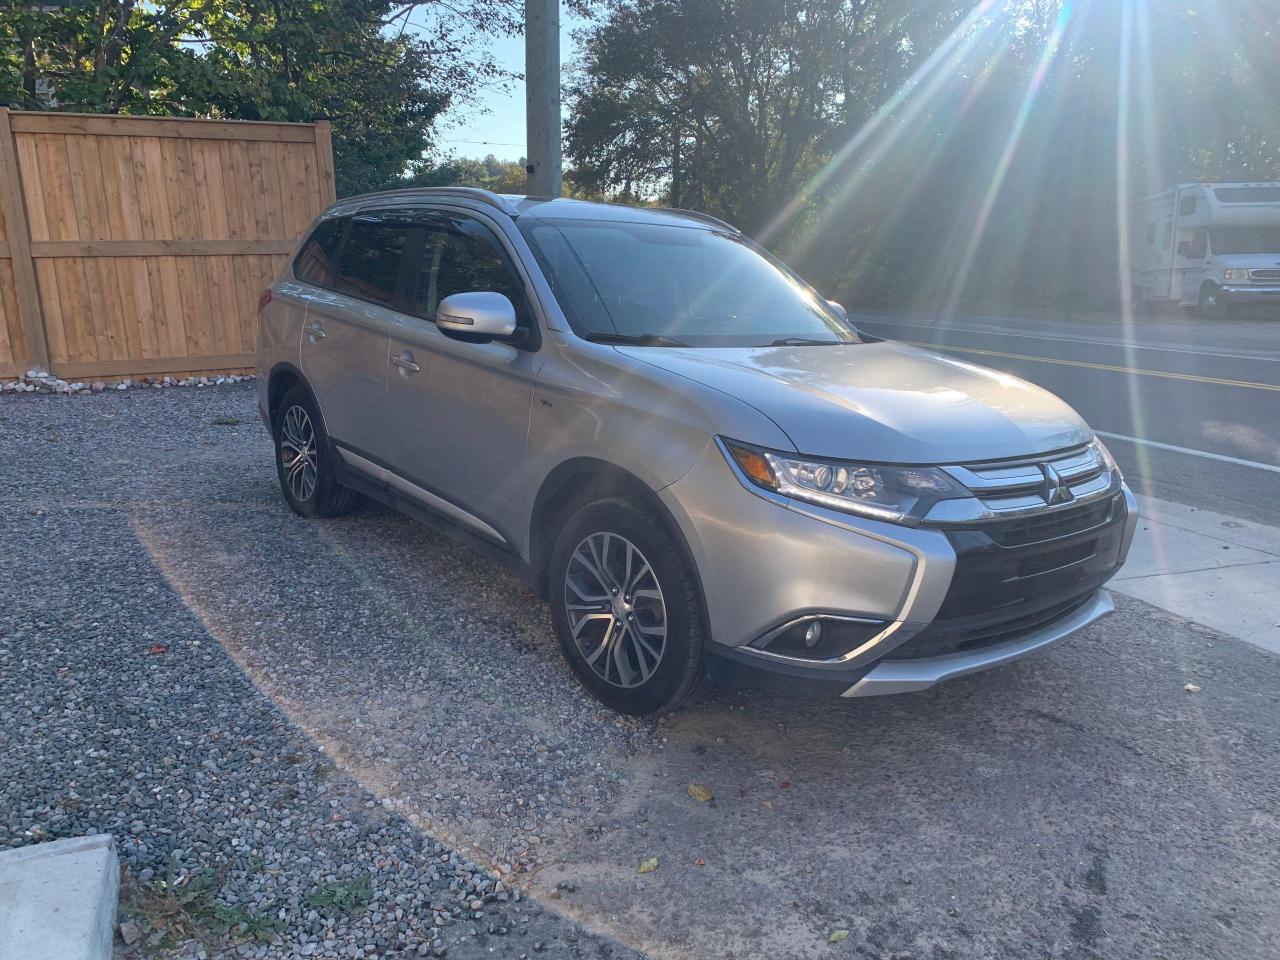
[904,341,1280,393]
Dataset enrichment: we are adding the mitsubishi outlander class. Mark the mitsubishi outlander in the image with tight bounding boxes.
[257,188,1137,714]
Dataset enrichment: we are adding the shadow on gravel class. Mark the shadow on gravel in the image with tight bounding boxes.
[9,386,1276,960]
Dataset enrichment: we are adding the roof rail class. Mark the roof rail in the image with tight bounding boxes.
[350,186,521,217]
[655,207,739,233]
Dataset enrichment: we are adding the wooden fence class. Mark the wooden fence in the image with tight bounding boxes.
[0,108,335,381]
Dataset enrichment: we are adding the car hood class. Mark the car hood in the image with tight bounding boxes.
[618,340,1091,464]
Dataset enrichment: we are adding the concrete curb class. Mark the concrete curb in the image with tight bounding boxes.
[0,835,119,960]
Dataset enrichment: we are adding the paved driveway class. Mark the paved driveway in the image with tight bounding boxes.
[2,384,1277,959]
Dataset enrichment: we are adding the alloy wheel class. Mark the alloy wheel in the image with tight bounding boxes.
[564,532,668,688]
[280,404,319,502]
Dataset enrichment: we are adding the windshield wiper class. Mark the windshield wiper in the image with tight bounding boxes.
[767,337,845,346]
[584,332,691,347]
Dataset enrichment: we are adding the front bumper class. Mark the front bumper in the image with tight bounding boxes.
[1220,284,1280,303]
[842,589,1113,696]
[664,442,1136,699]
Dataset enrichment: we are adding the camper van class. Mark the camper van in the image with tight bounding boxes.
[1132,182,1280,316]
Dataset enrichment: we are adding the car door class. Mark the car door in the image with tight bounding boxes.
[298,211,416,464]
[383,208,541,549]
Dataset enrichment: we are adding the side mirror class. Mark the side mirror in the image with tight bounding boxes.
[436,292,518,342]
[1177,240,1191,257]
[826,299,848,321]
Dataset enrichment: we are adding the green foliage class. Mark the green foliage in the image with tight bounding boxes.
[305,873,374,916]
[567,0,1280,312]
[119,862,284,952]
[0,0,521,196]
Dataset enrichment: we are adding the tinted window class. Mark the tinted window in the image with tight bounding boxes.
[1179,195,1197,216]
[333,217,412,306]
[295,217,347,288]
[412,215,524,321]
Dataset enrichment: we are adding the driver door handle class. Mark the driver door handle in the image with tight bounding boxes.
[391,351,420,373]
[304,321,326,340]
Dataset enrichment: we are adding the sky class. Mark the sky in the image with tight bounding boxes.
[431,15,583,163]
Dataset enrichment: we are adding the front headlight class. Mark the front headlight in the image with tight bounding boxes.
[721,438,968,525]
[1223,268,1251,282]
[1093,437,1123,482]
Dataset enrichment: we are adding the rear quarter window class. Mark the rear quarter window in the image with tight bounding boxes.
[294,217,348,288]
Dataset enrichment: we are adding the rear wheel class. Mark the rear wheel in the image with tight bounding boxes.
[273,384,356,518]
[549,497,706,715]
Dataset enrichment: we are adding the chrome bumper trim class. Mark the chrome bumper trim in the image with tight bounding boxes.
[841,589,1115,698]
[1221,284,1280,298]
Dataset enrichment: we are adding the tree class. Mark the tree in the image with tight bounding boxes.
[0,0,522,195]
[567,0,1280,312]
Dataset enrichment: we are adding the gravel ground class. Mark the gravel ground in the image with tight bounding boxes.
[3,383,1278,960]
[0,383,642,960]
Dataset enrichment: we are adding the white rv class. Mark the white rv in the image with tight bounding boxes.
[1132,182,1280,316]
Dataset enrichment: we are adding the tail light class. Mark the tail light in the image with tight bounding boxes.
[257,289,273,311]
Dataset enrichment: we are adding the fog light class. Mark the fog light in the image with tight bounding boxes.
[751,616,887,661]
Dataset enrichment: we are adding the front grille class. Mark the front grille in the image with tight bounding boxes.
[1249,269,1280,282]
[981,497,1115,548]
[929,443,1115,524]
[890,491,1128,661]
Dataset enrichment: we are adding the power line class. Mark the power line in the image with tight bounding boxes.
[445,139,526,148]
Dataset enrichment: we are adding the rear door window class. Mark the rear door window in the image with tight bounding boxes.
[295,217,348,288]
[332,215,415,308]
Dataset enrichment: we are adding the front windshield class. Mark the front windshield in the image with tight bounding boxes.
[518,217,860,346]
[1210,227,1280,255]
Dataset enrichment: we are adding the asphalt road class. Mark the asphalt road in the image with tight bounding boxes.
[850,309,1280,527]
[6,385,1275,960]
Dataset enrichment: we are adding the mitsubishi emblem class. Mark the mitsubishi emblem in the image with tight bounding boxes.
[1039,463,1074,505]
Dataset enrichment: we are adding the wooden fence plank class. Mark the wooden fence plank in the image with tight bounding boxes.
[313,119,337,207]
[0,107,49,372]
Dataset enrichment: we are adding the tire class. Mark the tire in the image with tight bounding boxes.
[272,384,357,518]
[1200,284,1234,319]
[549,496,706,715]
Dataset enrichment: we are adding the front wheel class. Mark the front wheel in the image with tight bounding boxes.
[549,497,706,715]
[1200,284,1234,319]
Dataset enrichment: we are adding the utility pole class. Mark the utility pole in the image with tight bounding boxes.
[525,0,562,197]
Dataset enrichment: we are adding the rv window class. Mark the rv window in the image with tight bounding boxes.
[1210,227,1280,255]
[1146,222,1156,245]
[1179,195,1197,216]
[1162,223,1173,250]
[1214,186,1280,203]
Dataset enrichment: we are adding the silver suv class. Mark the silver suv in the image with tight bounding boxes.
[257,188,1137,714]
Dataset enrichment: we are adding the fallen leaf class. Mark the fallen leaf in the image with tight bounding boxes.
[147,643,169,655]
[686,784,713,802]
[761,800,773,811]
[1184,683,1202,694]
[780,780,792,789]
[828,929,849,944]
[694,858,706,867]
[636,856,659,874]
